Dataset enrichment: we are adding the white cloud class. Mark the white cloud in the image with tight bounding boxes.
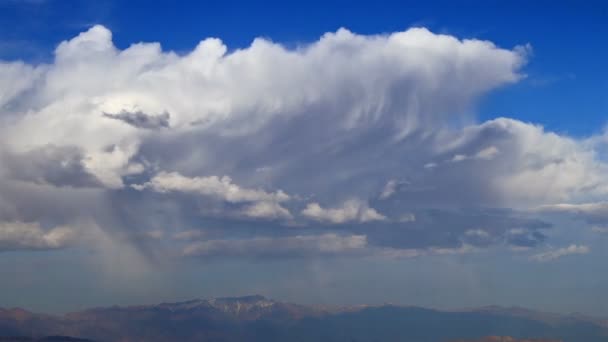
[536,202,608,215]
[0,221,77,251]
[134,171,290,203]
[0,61,43,109]
[530,244,590,262]
[0,24,605,260]
[380,180,398,199]
[301,199,386,224]
[134,171,292,220]
[434,118,608,207]
[0,25,527,192]
[241,201,293,220]
[535,202,608,224]
[475,146,500,160]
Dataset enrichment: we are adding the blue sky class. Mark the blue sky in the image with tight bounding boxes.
[0,0,607,316]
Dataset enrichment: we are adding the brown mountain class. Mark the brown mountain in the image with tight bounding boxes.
[1,297,607,342]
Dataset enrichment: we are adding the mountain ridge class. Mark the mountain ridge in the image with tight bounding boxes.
[1,296,607,342]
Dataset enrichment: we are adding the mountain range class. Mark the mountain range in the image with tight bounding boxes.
[1,296,606,341]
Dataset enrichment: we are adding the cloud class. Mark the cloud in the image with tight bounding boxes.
[450,146,499,162]
[182,233,367,258]
[380,180,398,199]
[102,110,170,130]
[302,199,386,224]
[0,145,102,188]
[536,202,608,215]
[134,171,292,219]
[504,228,547,248]
[530,244,590,262]
[134,171,290,203]
[172,229,204,241]
[0,24,603,263]
[591,226,608,234]
[0,25,528,191]
[398,213,416,222]
[535,202,608,225]
[0,221,78,252]
[0,61,42,110]
[241,201,293,220]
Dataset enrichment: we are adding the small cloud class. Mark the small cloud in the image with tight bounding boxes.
[591,226,608,234]
[398,213,416,223]
[133,171,292,220]
[450,146,499,163]
[182,233,368,258]
[380,180,398,199]
[145,229,164,239]
[465,229,490,238]
[241,201,293,220]
[173,230,205,241]
[530,244,590,262]
[301,199,386,224]
[535,202,608,224]
[451,154,467,162]
[133,171,290,203]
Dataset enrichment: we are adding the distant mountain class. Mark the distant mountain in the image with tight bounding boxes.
[1,296,607,342]
[0,337,92,342]
[449,338,562,342]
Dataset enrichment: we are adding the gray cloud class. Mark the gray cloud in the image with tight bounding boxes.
[182,233,368,258]
[0,221,78,252]
[1,145,102,188]
[102,110,170,130]
[536,202,608,225]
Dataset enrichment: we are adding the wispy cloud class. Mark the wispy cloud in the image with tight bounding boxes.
[530,245,590,262]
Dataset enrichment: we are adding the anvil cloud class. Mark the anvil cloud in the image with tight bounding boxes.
[0,25,603,261]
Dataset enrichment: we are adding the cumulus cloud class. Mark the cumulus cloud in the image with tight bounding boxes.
[241,201,293,220]
[302,199,386,224]
[0,25,528,191]
[134,171,290,203]
[530,244,590,262]
[0,24,604,261]
[0,61,42,110]
[134,171,291,219]
[0,221,78,251]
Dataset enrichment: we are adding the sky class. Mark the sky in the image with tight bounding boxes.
[0,0,607,316]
